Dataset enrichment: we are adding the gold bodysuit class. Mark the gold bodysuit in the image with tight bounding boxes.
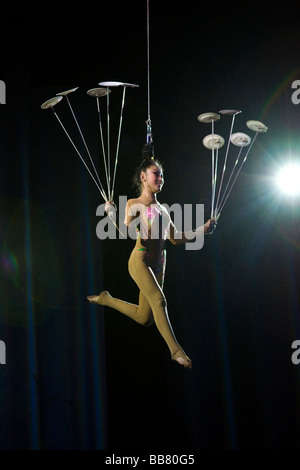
[99,201,204,362]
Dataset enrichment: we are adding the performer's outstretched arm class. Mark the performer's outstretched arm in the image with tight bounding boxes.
[168,218,216,245]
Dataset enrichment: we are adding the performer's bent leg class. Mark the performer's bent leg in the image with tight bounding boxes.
[87,249,191,367]
[96,290,154,327]
[128,249,191,366]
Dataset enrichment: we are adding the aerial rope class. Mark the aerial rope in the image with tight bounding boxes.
[142,0,155,160]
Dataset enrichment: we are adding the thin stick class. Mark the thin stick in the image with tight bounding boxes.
[216,146,244,219]
[211,120,215,218]
[216,132,258,220]
[52,109,107,201]
[111,87,127,201]
[107,88,111,200]
[96,96,110,200]
[65,95,107,200]
[212,143,220,218]
[214,113,236,217]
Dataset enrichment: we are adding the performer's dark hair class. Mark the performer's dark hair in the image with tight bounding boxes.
[132,144,163,195]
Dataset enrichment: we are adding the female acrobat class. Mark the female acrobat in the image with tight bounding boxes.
[87,155,215,369]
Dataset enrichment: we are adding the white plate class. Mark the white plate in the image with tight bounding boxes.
[56,87,79,96]
[230,132,251,147]
[98,81,139,88]
[203,134,225,149]
[246,120,268,133]
[87,87,111,97]
[197,112,220,123]
[219,109,242,116]
[41,96,63,109]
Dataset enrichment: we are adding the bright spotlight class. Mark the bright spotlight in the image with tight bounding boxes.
[276,163,300,196]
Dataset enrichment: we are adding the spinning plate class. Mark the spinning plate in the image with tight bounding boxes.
[41,96,63,109]
[230,132,251,147]
[197,112,220,123]
[99,81,139,88]
[246,120,268,133]
[219,109,242,116]
[87,87,111,97]
[203,134,225,149]
[56,87,79,96]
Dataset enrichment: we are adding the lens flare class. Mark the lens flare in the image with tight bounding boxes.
[276,163,300,197]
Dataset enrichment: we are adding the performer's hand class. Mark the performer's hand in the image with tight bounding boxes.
[205,218,217,235]
[105,200,117,218]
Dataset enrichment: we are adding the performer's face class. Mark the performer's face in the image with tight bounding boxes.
[141,165,164,193]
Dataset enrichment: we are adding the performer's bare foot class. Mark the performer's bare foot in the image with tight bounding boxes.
[87,291,111,305]
[172,349,192,369]
[87,295,98,304]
